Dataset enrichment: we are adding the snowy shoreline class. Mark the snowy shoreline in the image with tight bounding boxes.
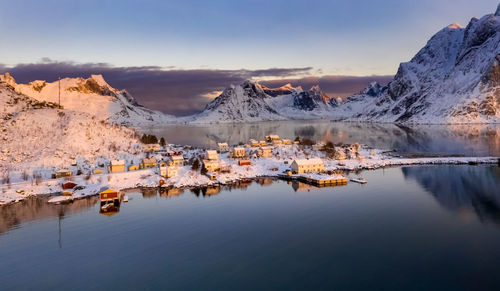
[1,142,498,206]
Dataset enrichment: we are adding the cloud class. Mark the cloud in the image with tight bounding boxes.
[201,91,223,99]
[0,60,393,116]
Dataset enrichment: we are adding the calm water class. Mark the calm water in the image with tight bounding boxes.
[138,121,500,156]
[1,165,500,290]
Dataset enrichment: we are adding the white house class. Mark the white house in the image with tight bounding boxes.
[290,158,324,174]
[205,150,219,160]
[218,142,229,152]
[203,159,220,172]
[169,155,184,166]
[160,166,178,178]
[232,147,246,158]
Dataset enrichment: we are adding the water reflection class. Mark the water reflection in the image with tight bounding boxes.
[138,121,500,156]
[402,165,500,225]
[2,166,499,236]
[0,196,98,235]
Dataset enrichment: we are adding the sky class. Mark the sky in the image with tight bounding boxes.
[0,0,498,115]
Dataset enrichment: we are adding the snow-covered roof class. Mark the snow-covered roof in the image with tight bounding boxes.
[142,157,156,164]
[171,155,184,160]
[206,150,218,155]
[293,158,323,166]
[218,142,228,146]
[203,159,219,164]
[233,147,245,151]
[111,160,125,165]
[261,146,273,150]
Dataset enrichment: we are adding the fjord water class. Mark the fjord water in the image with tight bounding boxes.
[138,121,500,156]
[1,165,500,290]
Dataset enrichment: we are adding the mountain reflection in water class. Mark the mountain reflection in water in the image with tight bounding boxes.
[139,121,500,156]
[402,165,500,225]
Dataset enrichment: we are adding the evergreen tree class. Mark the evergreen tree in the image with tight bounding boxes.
[201,163,208,175]
[160,137,166,147]
[192,159,200,170]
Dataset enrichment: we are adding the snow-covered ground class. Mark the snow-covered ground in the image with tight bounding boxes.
[1,142,497,205]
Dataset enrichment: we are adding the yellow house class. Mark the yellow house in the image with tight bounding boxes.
[110,160,125,173]
[55,169,73,178]
[260,146,273,158]
[290,158,324,174]
[249,139,260,147]
[205,150,219,160]
[206,172,217,181]
[259,140,267,146]
[282,139,292,145]
[128,165,139,171]
[93,169,103,174]
[142,144,161,152]
[265,135,280,142]
[232,147,246,158]
[142,157,157,169]
[203,159,220,172]
[272,139,283,146]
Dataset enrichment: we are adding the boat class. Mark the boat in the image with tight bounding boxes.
[350,177,367,184]
[101,203,114,211]
[123,195,129,202]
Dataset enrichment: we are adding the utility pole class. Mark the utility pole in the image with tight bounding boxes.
[58,77,61,109]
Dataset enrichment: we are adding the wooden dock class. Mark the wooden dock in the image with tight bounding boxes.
[278,173,348,186]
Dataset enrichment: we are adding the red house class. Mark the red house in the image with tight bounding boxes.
[238,160,251,166]
[62,182,77,190]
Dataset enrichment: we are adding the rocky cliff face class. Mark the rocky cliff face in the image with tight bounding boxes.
[194,81,285,123]
[192,81,336,123]
[334,4,500,124]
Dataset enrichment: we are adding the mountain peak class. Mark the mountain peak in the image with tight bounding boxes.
[310,84,321,92]
[447,22,463,29]
[496,3,500,16]
[0,72,17,87]
[89,74,110,88]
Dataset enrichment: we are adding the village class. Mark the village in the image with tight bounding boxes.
[0,133,498,208]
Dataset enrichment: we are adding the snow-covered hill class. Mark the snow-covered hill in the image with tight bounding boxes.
[0,73,175,126]
[0,79,141,175]
[333,5,500,123]
[190,80,337,123]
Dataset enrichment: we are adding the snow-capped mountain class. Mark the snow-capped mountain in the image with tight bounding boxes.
[191,80,336,123]
[0,73,175,126]
[333,5,500,123]
[191,4,500,124]
[0,78,140,172]
[192,81,286,123]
